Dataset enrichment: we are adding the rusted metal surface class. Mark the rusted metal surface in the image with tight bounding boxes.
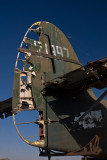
[39,111,44,140]
[40,135,100,157]
[87,57,107,70]
[44,57,107,90]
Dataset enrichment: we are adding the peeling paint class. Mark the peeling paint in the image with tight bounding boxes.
[74,110,103,129]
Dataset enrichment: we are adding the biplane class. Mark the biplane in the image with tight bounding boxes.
[0,21,107,160]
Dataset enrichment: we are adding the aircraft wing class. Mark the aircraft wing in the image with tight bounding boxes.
[0,98,12,119]
[44,57,107,91]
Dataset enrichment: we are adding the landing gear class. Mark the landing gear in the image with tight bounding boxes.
[82,156,87,160]
[47,150,51,160]
[48,154,51,160]
[39,148,51,160]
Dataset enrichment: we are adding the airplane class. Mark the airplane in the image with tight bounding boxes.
[0,21,107,160]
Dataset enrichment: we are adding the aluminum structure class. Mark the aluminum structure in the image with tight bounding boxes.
[0,21,107,160]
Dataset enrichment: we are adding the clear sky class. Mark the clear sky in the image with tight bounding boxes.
[0,0,107,160]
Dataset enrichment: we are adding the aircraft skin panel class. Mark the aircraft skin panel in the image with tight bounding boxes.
[47,121,81,152]
[46,95,81,152]
[12,21,107,156]
[40,22,81,76]
[12,72,20,113]
[45,88,107,152]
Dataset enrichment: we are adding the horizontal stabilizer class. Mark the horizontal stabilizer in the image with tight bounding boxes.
[0,98,12,119]
[44,57,107,90]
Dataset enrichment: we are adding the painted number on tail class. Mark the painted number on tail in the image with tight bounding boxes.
[45,43,69,58]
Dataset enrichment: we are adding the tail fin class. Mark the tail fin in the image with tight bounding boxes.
[12,21,82,151]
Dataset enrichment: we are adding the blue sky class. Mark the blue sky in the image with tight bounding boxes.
[0,0,107,160]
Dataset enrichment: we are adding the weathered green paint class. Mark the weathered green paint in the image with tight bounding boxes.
[12,72,20,113]
[22,61,30,71]
[24,38,42,52]
[31,76,44,110]
[35,63,41,74]
[12,21,107,158]
[40,22,81,76]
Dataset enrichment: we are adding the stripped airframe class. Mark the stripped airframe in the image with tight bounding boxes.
[0,21,107,160]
